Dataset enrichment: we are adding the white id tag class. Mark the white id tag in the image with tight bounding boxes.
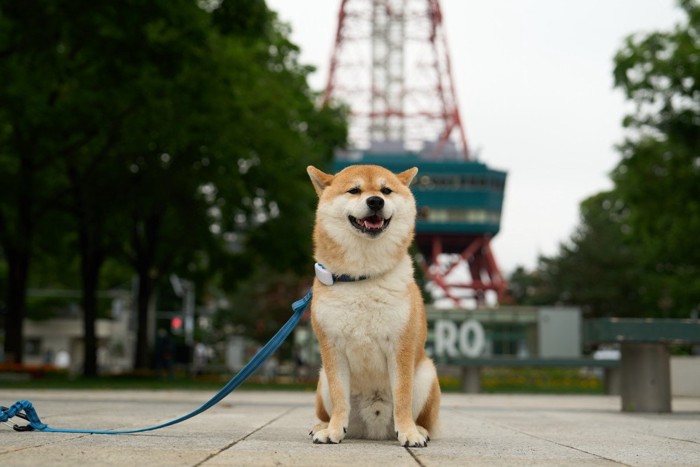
[314,263,334,286]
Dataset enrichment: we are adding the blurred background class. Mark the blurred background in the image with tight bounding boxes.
[0,0,698,395]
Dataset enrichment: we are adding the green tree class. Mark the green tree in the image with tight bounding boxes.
[18,0,220,375]
[120,2,347,369]
[509,192,645,317]
[507,266,554,307]
[1,0,346,371]
[512,1,699,318]
[206,2,347,350]
[612,0,700,316]
[0,1,75,363]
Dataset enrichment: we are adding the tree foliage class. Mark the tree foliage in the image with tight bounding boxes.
[509,192,645,317]
[509,1,699,318]
[611,0,700,315]
[0,0,347,369]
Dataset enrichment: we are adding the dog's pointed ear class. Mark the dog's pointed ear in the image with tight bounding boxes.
[396,167,418,187]
[307,166,334,196]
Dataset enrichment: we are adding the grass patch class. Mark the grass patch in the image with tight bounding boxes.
[440,367,605,394]
[0,371,317,392]
[1,368,603,394]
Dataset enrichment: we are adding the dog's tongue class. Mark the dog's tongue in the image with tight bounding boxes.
[363,215,384,229]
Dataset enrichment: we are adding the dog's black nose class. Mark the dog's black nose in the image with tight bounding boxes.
[366,196,384,211]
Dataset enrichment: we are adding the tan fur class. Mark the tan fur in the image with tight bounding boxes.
[307,164,441,447]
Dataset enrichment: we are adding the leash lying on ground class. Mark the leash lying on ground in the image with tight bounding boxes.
[0,289,312,434]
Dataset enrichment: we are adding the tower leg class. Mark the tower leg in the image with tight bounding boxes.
[421,235,507,307]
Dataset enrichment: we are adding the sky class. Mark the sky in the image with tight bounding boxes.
[266,0,684,274]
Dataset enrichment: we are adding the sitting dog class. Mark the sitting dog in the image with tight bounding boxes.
[307,164,440,447]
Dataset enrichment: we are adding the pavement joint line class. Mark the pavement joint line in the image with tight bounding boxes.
[472,414,631,466]
[0,433,91,457]
[405,446,427,467]
[192,405,300,467]
[512,430,629,466]
[648,434,700,445]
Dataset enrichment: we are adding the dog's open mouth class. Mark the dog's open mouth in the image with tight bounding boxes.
[349,214,391,236]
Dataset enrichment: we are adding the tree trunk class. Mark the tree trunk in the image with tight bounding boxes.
[133,270,155,370]
[131,213,162,370]
[4,249,30,363]
[1,150,36,364]
[80,265,98,376]
[78,224,103,377]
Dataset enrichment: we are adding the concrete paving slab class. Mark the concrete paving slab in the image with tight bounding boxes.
[203,405,418,467]
[1,390,699,466]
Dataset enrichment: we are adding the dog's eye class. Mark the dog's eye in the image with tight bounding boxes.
[380,187,393,195]
[347,187,361,195]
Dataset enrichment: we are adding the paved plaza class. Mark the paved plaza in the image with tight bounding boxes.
[1,389,699,466]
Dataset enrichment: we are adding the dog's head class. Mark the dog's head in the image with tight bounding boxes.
[307,164,418,245]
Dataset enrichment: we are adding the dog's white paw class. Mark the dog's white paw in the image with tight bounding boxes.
[309,422,328,437]
[312,426,346,444]
[397,426,429,448]
[416,425,430,440]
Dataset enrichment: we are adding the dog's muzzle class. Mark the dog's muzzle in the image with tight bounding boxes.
[348,195,392,236]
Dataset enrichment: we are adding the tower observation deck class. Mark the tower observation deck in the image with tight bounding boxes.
[324,0,508,306]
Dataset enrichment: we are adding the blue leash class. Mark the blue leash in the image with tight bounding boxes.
[0,288,312,434]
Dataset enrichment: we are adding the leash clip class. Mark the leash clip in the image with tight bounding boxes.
[1,406,34,432]
[13,424,35,432]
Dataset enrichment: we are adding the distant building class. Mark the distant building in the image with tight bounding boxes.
[22,294,135,374]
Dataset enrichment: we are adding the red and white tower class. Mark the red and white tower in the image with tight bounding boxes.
[324,0,468,158]
[325,0,508,306]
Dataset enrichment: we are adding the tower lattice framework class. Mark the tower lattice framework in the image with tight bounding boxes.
[324,0,468,158]
[325,0,507,306]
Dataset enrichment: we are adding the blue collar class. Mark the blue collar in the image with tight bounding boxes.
[314,263,369,286]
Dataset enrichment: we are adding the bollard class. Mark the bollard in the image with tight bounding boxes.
[620,343,671,413]
[461,366,481,393]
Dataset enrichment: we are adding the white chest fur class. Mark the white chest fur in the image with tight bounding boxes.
[312,258,414,394]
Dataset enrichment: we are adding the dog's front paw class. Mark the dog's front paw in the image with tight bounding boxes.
[312,426,345,444]
[397,426,428,448]
[309,422,328,437]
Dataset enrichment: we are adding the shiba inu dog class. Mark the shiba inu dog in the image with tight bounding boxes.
[306,164,440,447]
